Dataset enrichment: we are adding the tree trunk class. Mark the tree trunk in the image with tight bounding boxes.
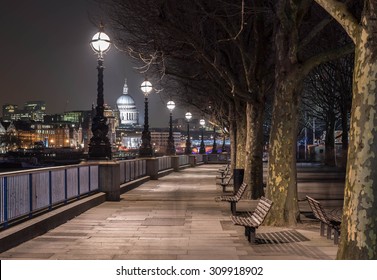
[264,3,301,226]
[337,7,377,259]
[265,78,301,226]
[235,103,246,169]
[313,0,377,259]
[229,101,237,171]
[244,101,265,199]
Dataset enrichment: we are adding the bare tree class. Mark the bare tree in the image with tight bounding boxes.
[303,55,353,167]
[99,0,275,199]
[264,1,353,227]
[313,0,377,259]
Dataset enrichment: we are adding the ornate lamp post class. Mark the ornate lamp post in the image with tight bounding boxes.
[166,100,176,155]
[184,111,192,154]
[222,135,227,152]
[139,79,154,157]
[199,118,206,154]
[88,25,112,160]
[211,125,218,154]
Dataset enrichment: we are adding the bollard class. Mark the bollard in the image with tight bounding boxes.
[146,158,159,180]
[171,156,180,172]
[99,161,120,201]
[189,155,197,167]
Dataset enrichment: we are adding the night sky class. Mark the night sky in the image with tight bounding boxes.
[0,0,173,127]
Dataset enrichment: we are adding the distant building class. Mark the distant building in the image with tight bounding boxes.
[2,104,18,121]
[31,123,70,148]
[150,131,181,154]
[2,101,46,121]
[116,79,139,127]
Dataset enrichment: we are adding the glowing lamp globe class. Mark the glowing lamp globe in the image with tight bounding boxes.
[141,80,153,96]
[90,31,111,54]
[185,112,192,121]
[200,119,205,126]
[167,101,176,111]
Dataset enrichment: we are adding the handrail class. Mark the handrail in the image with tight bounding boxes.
[0,163,99,229]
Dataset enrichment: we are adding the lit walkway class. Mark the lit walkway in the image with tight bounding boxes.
[0,164,342,260]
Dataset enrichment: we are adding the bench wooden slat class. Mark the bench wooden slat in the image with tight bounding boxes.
[215,183,248,215]
[230,197,273,243]
[306,195,341,244]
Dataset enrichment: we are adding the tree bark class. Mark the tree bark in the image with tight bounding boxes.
[265,77,301,226]
[244,101,265,199]
[315,0,377,260]
[235,103,246,169]
[229,101,237,171]
[337,3,377,259]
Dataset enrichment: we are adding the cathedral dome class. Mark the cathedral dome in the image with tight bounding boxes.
[116,79,136,108]
[116,78,139,127]
[116,94,135,107]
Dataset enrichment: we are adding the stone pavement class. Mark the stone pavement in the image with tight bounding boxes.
[0,164,341,260]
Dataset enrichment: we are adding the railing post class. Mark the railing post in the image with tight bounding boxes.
[171,156,180,172]
[98,161,120,201]
[189,155,196,167]
[146,158,159,180]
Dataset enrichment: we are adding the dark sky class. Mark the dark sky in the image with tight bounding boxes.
[0,0,173,127]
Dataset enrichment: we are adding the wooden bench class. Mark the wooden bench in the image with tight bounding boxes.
[306,195,341,244]
[231,196,273,243]
[215,182,247,215]
[220,174,234,192]
[216,165,231,185]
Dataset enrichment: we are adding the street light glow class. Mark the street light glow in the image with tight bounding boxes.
[90,32,111,54]
[167,100,175,111]
[140,80,153,96]
[185,112,192,121]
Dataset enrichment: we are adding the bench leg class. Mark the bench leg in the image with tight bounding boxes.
[326,225,332,239]
[245,227,248,236]
[320,222,326,236]
[230,202,236,215]
[334,229,340,245]
[247,227,256,243]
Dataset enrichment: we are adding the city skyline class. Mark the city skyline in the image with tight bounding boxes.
[0,0,184,128]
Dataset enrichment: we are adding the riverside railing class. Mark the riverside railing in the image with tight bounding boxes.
[0,155,223,230]
[178,155,190,166]
[119,158,147,184]
[157,156,172,172]
[0,164,99,229]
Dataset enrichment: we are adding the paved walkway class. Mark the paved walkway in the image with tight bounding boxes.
[0,164,341,260]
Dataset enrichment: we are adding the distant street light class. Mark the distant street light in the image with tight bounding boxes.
[199,118,206,154]
[88,24,112,160]
[139,79,154,157]
[166,100,176,155]
[184,111,192,155]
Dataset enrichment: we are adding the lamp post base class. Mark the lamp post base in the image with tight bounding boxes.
[139,147,154,157]
[166,145,176,156]
[184,141,192,155]
[88,142,112,160]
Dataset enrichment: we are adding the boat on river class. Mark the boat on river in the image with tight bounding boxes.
[2,143,84,170]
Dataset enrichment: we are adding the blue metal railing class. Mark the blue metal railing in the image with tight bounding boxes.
[0,164,99,229]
